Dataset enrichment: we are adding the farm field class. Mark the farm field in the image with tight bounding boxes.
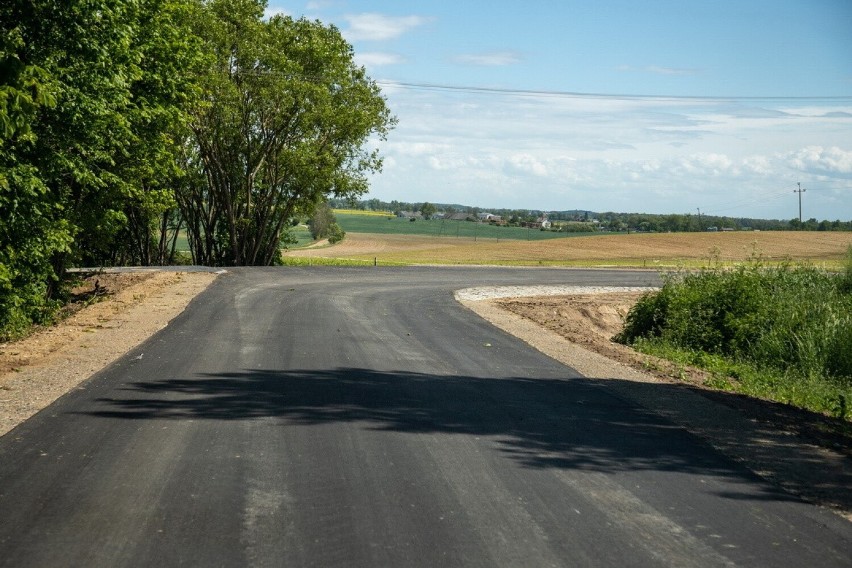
[334,212,585,241]
[284,230,852,268]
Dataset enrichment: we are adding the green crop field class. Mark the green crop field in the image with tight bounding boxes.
[170,211,590,254]
[333,212,592,241]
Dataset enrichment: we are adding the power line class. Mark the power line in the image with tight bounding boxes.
[701,186,795,216]
[375,80,852,103]
[213,67,852,103]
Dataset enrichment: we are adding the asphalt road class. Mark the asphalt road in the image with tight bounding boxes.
[0,267,849,567]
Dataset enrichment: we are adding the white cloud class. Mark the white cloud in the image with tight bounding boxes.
[679,153,735,176]
[356,52,405,67]
[366,87,852,219]
[343,13,429,41]
[392,142,453,156]
[508,154,548,176]
[742,155,772,175]
[787,146,852,177]
[453,51,522,66]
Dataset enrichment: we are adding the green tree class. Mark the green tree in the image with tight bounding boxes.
[420,202,437,220]
[308,202,345,244]
[108,0,205,267]
[327,222,346,245]
[1,0,203,336]
[309,202,334,240]
[181,1,395,265]
[0,22,70,338]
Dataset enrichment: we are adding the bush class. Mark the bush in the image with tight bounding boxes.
[617,262,852,416]
[327,223,345,244]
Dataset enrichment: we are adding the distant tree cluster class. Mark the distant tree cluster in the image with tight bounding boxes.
[331,199,851,233]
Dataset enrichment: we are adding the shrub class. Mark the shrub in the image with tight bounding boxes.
[327,223,345,244]
[617,262,852,416]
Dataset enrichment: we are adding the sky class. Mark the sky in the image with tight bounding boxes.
[265,1,852,220]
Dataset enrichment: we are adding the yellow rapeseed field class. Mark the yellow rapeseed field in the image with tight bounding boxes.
[332,208,393,216]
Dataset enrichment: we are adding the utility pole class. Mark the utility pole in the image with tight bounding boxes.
[794,182,806,223]
[696,207,702,231]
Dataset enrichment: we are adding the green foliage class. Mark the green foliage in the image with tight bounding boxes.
[1,0,395,336]
[327,223,346,245]
[308,202,346,244]
[840,245,852,294]
[617,263,852,418]
[279,257,401,267]
[309,202,336,240]
[181,2,395,266]
[1,0,204,338]
[419,202,437,220]
[0,14,70,339]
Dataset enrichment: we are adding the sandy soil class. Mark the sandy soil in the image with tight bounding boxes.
[287,231,852,266]
[1,272,849,520]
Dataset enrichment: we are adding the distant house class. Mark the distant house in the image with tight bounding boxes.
[445,212,471,221]
[396,210,422,219]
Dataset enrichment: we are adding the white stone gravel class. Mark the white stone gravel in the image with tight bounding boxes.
[454,285,657,302]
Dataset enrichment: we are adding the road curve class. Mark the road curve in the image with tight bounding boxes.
[0,267,849,567]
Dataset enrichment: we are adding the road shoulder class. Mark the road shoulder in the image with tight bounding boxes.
[0,271,217,437]
[459,289,852,522]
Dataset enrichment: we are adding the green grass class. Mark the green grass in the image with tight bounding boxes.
[288,224,315,248]
[334,212,594,241]
[616,256,852,419]
[172,224,315,254]
[278,256,406,267]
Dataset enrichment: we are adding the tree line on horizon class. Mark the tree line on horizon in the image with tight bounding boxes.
[331,198,852,233]
[1,0,394,338]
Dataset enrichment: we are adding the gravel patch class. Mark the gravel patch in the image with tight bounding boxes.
[455,285,656,302]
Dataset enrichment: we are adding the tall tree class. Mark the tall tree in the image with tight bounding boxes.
[109,0,206,266]
[0,20,69,337]
[182,0,395,265]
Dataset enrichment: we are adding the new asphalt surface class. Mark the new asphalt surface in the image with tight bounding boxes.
[0,267,849,567]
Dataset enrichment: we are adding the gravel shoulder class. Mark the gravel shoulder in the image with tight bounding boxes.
[1,274,849,522]
[0,271,216,437]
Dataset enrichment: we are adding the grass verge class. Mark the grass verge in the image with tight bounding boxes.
[278,257,406,267]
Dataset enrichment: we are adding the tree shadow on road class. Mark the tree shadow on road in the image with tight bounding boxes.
[79,366,852,512]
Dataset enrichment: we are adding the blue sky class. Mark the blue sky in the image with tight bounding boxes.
[266,1,852,220]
